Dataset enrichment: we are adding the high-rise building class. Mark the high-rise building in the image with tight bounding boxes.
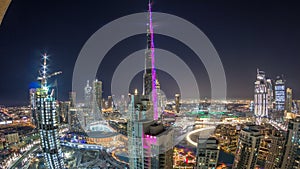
[175,94,180,114]
[69,91,76,108]
[92,79,102,121]
[128,2,173,169]
[266,78,274,110]
[84,80,92,108]
[233,125,262,169]
[143,19,154,98]
[93,79,102,110]
[254,69,270,117]
[275,76,285,111]
[29,88,38,127]
[285,88,292,112]
[142,0,158,121]
[281,116,300,169]
[107,96,113,109]
[155,79,164,115]
[195,137,220,169]
[36,54,64,169]
[57,101,70,123]
[127,93,173,169]
[265,130,286,169]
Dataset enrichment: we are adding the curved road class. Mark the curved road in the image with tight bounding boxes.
[186,126,216,147]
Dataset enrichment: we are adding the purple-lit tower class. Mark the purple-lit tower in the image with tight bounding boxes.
[127,2,174,169]
[143,1,158,120]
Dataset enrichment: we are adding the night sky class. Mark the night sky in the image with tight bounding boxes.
[0,0,300,105]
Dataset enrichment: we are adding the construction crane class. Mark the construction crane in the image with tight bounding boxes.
[37,53,62,91]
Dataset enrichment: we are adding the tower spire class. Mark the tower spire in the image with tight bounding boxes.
[142,0,158,120]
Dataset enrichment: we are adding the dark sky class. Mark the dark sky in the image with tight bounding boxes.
[0,0,300,105]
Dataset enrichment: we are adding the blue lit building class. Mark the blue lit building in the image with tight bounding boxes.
[36,54,64,169]
[274,75,285,111]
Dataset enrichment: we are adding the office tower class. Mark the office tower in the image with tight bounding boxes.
[69,91,76,108]
[93,79,102,110]
[36,54,64,169]
[195,137,220,169]
[57,101,70,123]
[84,80,92,108]
[275,76,285,111]
[265,130,286,169]
[285,88,292,112]
[107,96,113,109]
[90,79,102,121]
[29,88,38,127]
[281,116,300,169]
[233,125,262,169]
[156,79,165,115]
[266,78,274,110]
[127,93,174,169]
[175,94,180,114]
[254,69,269,117]
[249,101,254,112]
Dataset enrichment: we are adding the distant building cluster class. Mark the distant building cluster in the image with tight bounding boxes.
[254,69,297,119]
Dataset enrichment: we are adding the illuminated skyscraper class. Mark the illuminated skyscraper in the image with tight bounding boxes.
[281,116,300,169]
[69,91,76,108]
[57,101,70,123]
[128,3,173,169]
[92,79,102,120]
[143,0,158,120]
[127,93,173,169]
[195,137,220,169]
[233,125,262,169]
[29,88,38,127]
[93,79,102,110]
[275,75,285,111]
[265,130,285,169]
[107,96,113,109]
[84,80,92,108]
[254,69,269,117]
[285,88,292,112]
[175,94,180,114]
[36,54,64,169]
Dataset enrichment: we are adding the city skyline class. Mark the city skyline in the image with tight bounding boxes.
[1,0,300,105]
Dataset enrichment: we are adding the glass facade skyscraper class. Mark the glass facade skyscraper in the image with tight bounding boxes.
[36,54,64,169]
[275,75,285,111]
[254,69,269,117]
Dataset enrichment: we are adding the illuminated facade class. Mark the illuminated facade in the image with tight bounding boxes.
[127,94,173,169]
[107,96,113,109]
[254,69,270,117]
[29,88,38,127]
[69,91,76,108]
[128,2,173,169]
[175,94,180,114]
[195,137,220,169]
[36,53,64,169]
[265,130,285,169]
[274,76,285,111]
[92,79,102,120]
[84,80,92,108]
[143,0,158,120]
[233,125,262,169]
[281,117,300,169]
[285,88,292,112]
